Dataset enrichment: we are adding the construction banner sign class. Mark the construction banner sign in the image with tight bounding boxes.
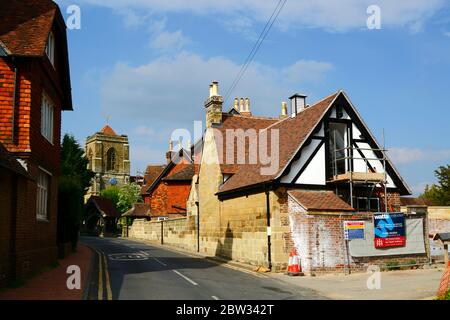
[343,221,365,240]
[373,212,406,248]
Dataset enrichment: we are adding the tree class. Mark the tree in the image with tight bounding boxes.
[101,183,142,213]
[420,165,450,205]
[100,186,120,207]
[58,134,95,253]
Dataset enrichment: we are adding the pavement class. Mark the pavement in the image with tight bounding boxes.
[82,236,326,300]
[0,244,92,300]
[270,266,445,300]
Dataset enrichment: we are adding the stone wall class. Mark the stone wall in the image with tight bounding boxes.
[129,217,197,252]
[428,206,450,234]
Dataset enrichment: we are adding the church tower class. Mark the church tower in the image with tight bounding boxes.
[85,125,130,199]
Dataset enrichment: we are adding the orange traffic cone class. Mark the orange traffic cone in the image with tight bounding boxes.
[286,248,304,276]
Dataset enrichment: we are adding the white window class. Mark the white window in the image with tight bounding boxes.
[45,31,55,66]
[41,93,54,143]
[37,169,50,220]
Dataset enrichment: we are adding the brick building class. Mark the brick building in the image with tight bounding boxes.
[0,0,72,285]
[141,145,194,219]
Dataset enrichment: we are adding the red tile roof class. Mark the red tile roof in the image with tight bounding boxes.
[288,190,355,211]
[400,197,433,206]
[163,164,195,182]
[0,0,57,56]
[140,165,166,194]
[218,91,339,194]
[122,203,151,217]
[100,125,118,136]
[86,196,121,217]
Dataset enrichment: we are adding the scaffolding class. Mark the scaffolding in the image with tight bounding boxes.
[329,131,388,212]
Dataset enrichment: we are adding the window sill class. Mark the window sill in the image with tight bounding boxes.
[37,217,50,223]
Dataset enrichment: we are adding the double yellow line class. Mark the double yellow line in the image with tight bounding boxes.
[95,249,112,300]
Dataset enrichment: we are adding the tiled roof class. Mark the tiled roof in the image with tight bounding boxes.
[86,196,121,217]
[214,114,278,174]
[218,91,339,194]
[100,125,118,136]
[400,197,433,206]
[288,190,355,211]
[122,203,151,217]
[0,0,57,56]
[0,142,30,178]
[140,165,166,194]
[163,164,195,181]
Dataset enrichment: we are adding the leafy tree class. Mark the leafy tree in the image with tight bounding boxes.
[58,134,95,253]
[100,186,120,207]
[117,182,142,213]
[420,165,450,205]
[100,183,142,213]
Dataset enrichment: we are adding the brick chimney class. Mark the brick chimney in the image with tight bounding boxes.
[239,97,252,116]
[204,81,223,128]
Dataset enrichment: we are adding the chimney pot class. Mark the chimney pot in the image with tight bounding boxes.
[245,97,250,112]
[234,98,239,110]
[212,81,219,96]
[239,98,245,112]
[281,101,288,118]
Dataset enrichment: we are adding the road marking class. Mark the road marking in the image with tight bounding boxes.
[146,253,168,267]
[97,250,103,300]
[212,296,219,300]
[102,253,113,300]
[173,270,198,286]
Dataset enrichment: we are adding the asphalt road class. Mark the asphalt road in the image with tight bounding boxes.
[82,236,325,300]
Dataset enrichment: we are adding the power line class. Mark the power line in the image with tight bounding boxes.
[223,0,288,105]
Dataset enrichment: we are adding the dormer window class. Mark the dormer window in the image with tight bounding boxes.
[45,31,55,66]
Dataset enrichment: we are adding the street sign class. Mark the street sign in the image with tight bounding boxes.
[373,212,406,248]
[344,221,365,240]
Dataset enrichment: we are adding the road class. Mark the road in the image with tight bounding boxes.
[82,236,325,300]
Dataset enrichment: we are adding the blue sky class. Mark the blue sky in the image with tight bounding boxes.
[55,0,450,195]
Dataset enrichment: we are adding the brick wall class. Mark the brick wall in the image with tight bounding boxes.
[0,56,61,286]
[288,194,429,275]
[148,162,190,216]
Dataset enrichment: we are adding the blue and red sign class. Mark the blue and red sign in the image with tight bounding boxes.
[374,212,406,248]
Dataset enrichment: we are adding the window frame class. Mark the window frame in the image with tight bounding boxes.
[106,148,116,172]
[41,92,54,144]
[45,31,55,66]
[36,168,52,221]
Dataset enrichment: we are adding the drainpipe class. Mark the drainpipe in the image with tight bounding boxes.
[265,190,272,271]
[11,57,18,144]
[196,201,200,252]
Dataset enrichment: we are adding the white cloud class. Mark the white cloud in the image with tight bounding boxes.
[99,52,333,125]
[388,147,450,164]
[69,0,446,32]
[150,30,191,52]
